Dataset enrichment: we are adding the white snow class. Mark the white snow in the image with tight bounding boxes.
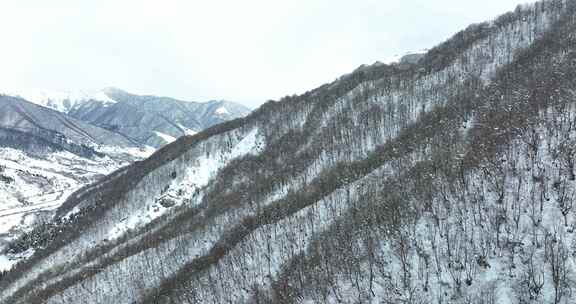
[1,88,118,113]
[0,255,13,272]
[108,127,264,239]
[96,145,156,160]
[0,146,137,237]
[0,249,34,272]
[177,124,198,136]
[154,131,177,144]
[215,106,230,115]
[0,143,148,271]
[91,91,117,105]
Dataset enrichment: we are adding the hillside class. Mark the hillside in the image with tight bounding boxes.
[2,88,251,148]
[0,91,248,254]
[67,87,251,147]
[1,1,575,303]
[0,97,152,266]
[0,96,138,153]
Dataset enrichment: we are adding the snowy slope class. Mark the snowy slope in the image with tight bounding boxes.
[153,132,177,144]
[1,88,251,148]
[68,88,252,148]
[108,127,263,240]
[1,89,117,113]
[0,147,141,235]
[0,145,152,271]
[1,1,574,303]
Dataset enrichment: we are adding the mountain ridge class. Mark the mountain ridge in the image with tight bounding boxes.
[2,88,252,148]
[67,88,251,147]
[0,90,247,269]
[1,1,575,303]
[0,95,139,151]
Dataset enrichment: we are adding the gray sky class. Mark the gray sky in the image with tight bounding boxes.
[1,0,530,108]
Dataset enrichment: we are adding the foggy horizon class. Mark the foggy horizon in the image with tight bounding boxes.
[1,0,531,108]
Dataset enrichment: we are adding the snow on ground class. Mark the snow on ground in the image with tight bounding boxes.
[0,146,137,247]
[108,127,265,239]
[0,143,151,271]
[96,145,156,160]
[177,123,198,136]
[90,91,117,105]
[0,249,34,272]
[215,106,230,115]
[0,254,12,271]
[1,88,118,113]
[154,131,177,144]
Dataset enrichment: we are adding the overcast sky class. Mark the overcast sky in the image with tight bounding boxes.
[1,0,530,108]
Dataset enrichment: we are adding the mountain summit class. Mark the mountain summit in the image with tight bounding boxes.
[68,88,251,147]
[2,88,251,148]
[2,89,117,113]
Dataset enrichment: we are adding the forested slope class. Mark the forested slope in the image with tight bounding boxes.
[1,1,575,303]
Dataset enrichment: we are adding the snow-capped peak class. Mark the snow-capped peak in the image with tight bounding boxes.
[1,88,118,113]
[215,106,230,115]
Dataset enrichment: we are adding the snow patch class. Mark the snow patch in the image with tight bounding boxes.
[215,106,230,115]
[154,131,177,144]
[177,124,198,136]
[0,146,137,237]
[108,127,265,240]
[0,249,34,272]
[1,88,118,113]
[96,145,155,160]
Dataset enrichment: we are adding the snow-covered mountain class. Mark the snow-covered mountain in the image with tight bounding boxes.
[1,89,117,113]
[0,90,247,266]
[68,88,251,147]
[0,146,139,270]
[0,95,153,259]
[2,1,576,303]
[0,95,139,152]
[2,87,252,148]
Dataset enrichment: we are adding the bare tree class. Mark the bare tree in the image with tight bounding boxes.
[546,230,571,304]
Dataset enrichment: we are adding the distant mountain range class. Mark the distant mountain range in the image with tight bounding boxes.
[3,88,251,148]
[0,88,250,253]
[1,89,116,113]
[0,95,139,157]
[68,87,251,147]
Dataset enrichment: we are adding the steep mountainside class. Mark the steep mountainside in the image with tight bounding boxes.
[68,88,251,147]
[0,96,151,265]
[1,1,575,303]
[0,147,135,270]
[0,90,247,243]
[3,88,251,148]
[0,96,138,154]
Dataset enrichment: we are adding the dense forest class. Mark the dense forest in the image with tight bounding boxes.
[1,0,576,303]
